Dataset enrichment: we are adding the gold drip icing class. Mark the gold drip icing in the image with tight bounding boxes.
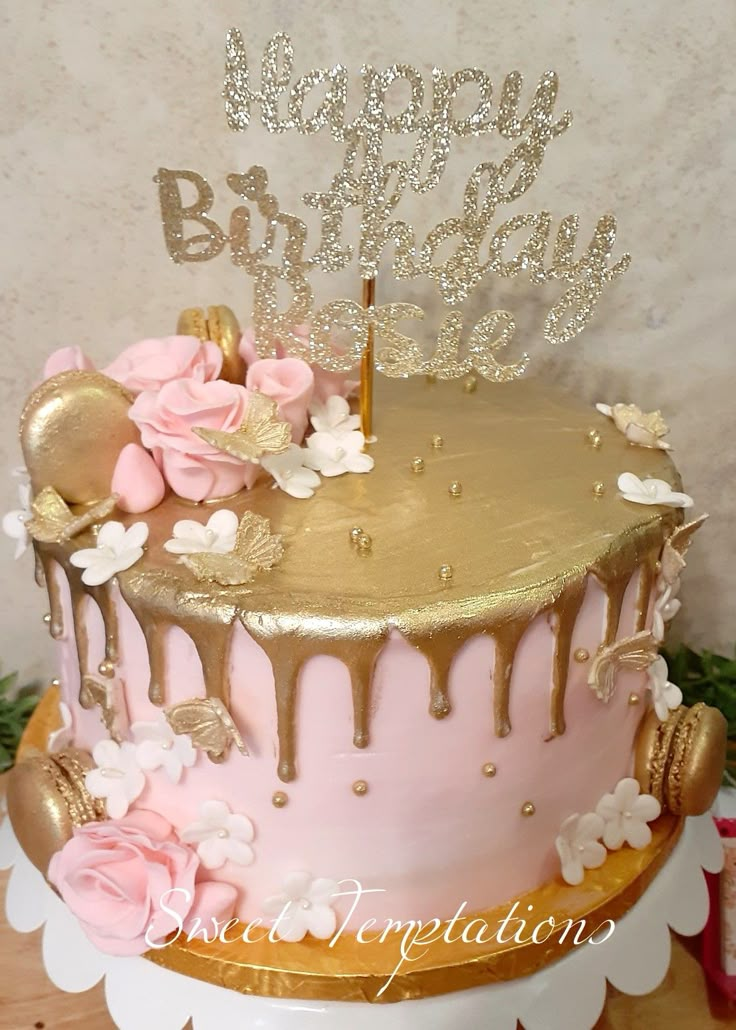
[37,549,64,640]
[30,378,682,780]
[549,582,587,737]
[34,548,45,588]
[492,622,528,737]
[634,552,659,632]
[69,578,90,685]
[89,584,119,668]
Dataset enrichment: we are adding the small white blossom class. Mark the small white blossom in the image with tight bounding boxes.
[595,777,661,850]
[652,580,681,641]
[647,654,683,721]
[180,800,255,869]
[85,739,146,819]
[131,717,197,783]
[617,473,693,509]
[262,871,340,942]
[596,402,671,450]
[309,395,361,434]
[305,430,374,477]
[47,701,73,753]
[163,510,238,556]
[2,481,32,559]
[555,812,606,886]
[261,444,322,499]
[69,521,148,586]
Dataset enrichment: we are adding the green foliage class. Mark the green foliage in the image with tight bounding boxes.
[663,643,736,785]
[0,672,39,772]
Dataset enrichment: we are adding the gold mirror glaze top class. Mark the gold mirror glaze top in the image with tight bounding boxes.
[35,376,680,781]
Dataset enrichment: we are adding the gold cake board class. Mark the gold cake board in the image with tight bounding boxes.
[20,688,684,1004]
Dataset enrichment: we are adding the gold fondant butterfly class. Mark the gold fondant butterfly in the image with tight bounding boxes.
[181,511,284,586]
[660,514,709,585]
[165,697,248,762]
[193,391,291,464]
[588,630,659,703]
[26,486,117,544]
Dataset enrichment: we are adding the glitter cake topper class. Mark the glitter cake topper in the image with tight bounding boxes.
[155,30,631,428]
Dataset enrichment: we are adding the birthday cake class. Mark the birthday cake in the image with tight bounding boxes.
[3,27,728,1021]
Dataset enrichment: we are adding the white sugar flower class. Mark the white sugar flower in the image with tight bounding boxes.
[47,701,73,753]
[309,395,361,434]
[652,580,681,641]
[163,510,238,556]
[646,654,683,721]
[69,521,148,586]
[261,444,322,499]
[263,871,340,942]
[596,402,671,450]
[2,481,32,559]
[595,777,661,850]
[180,800,255,869]
[617,473,693,509]
[131,716,197,783]
[85,739,146,819]
[555,812,606,886]
[305,430,374,477]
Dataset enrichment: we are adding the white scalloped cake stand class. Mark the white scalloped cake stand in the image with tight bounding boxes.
[0,811,722,1030]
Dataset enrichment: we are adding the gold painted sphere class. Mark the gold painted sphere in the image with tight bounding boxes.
[20,371,139,503]
[634,703,727,815]
[6,748,105,875]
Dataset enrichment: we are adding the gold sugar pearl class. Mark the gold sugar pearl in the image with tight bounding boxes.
[482,762,497,778]
[51,678,60,688]
[628,692,641,706]
[448,481,463,498]
[592,481,606,497]
[411,456,425,473]
[272,791,289,808]
[587,429,602,449]
[42,613,51,625]
[357,532,373,553]
[431,434,444,449]
[352,780,369,796]
[521,802,536,817]
[463,374,478,394]
[349,526,364,544]
[98,660,115,678]
[438,564,454,582]
[573,648,590,663]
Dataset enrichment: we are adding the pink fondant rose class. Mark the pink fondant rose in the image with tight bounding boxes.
[103,336,222,394]
[47,810,199,956]
[239,325,358,406]
[42,346,95,380]
[246,357,314,443]
[129,379,254,501]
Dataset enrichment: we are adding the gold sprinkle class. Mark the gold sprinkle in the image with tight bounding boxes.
[51,677,61,688]
[272,791,288,808]
[573,648,590,663]
[349,526,363,544]
[592,481,605,497]
[42,613,51,625]
[448,481,463,498]
[352,780,369,796]
[98,660,115,678]
[463,375,478,394]
[357,532,373,554]
[587,429,602,449]
[411,456,425,473]
[431,434,444,449]
[482,762,497,778]
[438,564,454,582]
[628,692,641,706]
[521,802,536,817]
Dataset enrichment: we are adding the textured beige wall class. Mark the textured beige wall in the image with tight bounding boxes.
[2,0,735,683]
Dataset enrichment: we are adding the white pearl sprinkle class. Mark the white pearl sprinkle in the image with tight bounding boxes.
[217,829,229,839]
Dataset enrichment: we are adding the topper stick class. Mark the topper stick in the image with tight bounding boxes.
[360,277,376,438]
